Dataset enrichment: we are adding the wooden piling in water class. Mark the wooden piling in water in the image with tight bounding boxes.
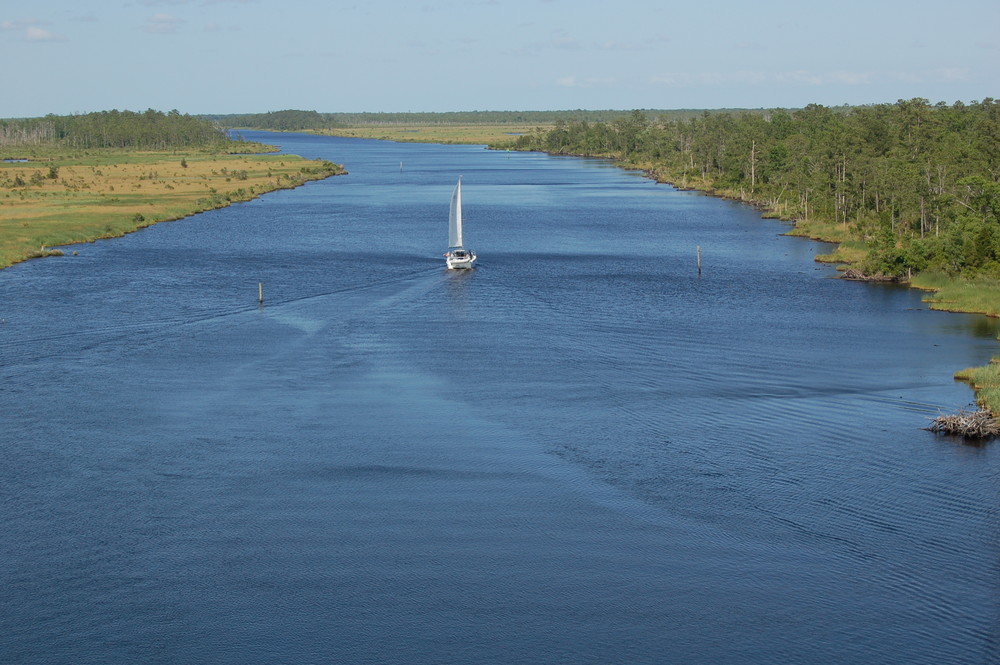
[258,282,263,304]
[697,246,701,276]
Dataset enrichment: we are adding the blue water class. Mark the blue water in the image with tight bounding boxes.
[1,132,998,664]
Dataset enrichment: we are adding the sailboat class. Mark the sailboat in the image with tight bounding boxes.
[444,177,477,269]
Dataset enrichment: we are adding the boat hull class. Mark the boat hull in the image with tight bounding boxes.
[446,252,477,270]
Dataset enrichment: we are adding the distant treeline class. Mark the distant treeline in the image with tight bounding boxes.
[0,110,229,150]
[512,99,1000,279]
[210,108,771,131]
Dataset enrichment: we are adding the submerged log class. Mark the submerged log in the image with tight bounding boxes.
[925,409,1000,439]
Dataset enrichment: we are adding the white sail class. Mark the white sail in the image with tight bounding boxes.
[448,177,463,249]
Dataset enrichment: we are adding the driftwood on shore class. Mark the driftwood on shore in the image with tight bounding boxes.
[840,268,900,282]
[925,409,1000,439]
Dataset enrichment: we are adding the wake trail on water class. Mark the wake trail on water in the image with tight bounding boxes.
[0,266,442,368]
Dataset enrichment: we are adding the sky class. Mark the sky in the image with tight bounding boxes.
[2,0,998,118]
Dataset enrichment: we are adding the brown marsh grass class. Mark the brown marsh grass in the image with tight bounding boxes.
[315,124,541,146]
[0,151,342,269]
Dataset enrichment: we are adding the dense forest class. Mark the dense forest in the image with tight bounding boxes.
[0,109,233,150]
[511,99,1000,280]
[211,108,764,131]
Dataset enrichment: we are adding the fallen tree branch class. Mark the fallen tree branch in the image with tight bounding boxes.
[925,409,1000,439]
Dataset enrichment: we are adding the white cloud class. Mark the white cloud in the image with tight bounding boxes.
[1,20,67,42]
[144,13,185,34]
[25,26,66,42]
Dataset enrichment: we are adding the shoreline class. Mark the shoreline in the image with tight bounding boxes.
[0,150,345,271]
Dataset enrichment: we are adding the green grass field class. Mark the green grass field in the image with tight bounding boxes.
[911,272,1000,318]
[955,360,1000,413]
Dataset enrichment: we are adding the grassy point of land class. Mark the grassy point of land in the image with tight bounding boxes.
[782,218,855,245]
[314,124,542,146]
[0,149,343,270]
[955,360,1000,413]
[814,242,868,267]
[910,273,1000,318]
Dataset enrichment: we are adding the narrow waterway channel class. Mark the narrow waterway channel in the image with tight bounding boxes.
[1,132,997,664]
